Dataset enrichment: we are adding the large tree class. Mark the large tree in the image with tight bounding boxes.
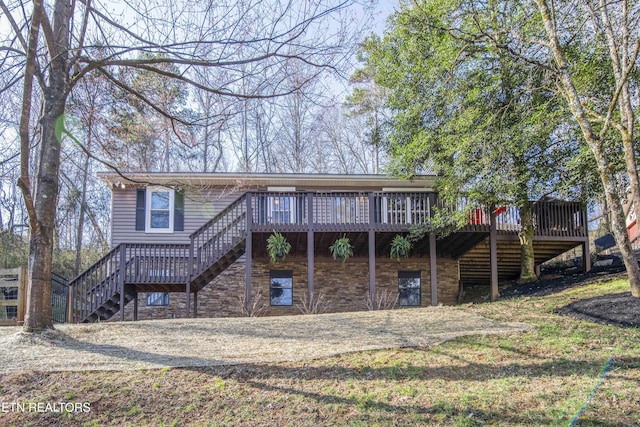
[0,0,367,331]
[361,2,577,284]
[459,0,640,296]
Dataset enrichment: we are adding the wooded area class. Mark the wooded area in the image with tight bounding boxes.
[1,0,640,330]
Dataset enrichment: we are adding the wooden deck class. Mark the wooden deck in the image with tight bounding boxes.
[70,191,588,322]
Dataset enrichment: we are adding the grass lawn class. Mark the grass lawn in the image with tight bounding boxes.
[1,278,639,426]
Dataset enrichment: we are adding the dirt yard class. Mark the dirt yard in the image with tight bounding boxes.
[0,307,530,373]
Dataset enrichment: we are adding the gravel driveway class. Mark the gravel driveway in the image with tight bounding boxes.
[0,307,530,373]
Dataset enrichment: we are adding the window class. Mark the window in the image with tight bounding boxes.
[270,270,293,306]
[2,306,17,319]
[136,188,184,232]
[146,187,174,232]
[380,191,431,225]
[332,195,368,224]
[269,196,296,224]
[398,271,421,306]
[1,286,18,300]
[147,292,169,306]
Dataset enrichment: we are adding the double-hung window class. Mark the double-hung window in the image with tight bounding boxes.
[135,187,184,233]
[270,196,295,224]
[146,187,174,233]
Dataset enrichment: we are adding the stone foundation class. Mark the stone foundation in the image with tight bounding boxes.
[117,256,460,321]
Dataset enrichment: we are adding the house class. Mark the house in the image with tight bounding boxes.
[70,173,590,322]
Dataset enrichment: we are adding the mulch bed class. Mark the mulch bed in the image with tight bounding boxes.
[554,292,640,328]
[499,254,640,328]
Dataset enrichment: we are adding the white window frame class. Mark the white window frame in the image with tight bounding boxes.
[381,188,431,225]
[267,187,297,224]
[147,292,169,306]
[332,194,366,224]
[145,187,175,233]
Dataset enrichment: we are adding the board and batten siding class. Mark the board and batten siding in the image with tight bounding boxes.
[110,187,244,247]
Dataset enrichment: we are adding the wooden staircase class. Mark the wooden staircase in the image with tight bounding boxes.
[70,194,248,322]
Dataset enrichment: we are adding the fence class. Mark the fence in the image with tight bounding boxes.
[51,272,69,324]
[0,267,27,326]
[0,267,69,325]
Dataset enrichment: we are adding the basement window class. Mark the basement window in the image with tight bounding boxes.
[398,271,421,306]
[270,270,293,306]
[147,292,169,306]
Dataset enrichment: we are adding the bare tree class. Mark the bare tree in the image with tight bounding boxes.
[532,0,640,296]
[0,0,369,331]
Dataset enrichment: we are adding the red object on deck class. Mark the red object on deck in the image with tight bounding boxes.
[470,208,485,225]
[627,219,639,242]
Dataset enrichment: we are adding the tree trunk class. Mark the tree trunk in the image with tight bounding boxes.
[25,106,66,331]
[74,153,90,277]
[23,0,72,331]
[518,202,537,283]
[537,0,640,297]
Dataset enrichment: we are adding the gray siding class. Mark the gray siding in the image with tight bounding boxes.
[110,187,243,247]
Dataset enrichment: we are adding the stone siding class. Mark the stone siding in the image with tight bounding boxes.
[117,256,459,320]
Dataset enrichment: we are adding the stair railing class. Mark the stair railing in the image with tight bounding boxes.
[69,244,124,323]
[190,194,248,279]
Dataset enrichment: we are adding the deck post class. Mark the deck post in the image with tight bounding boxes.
[429,194,438,306]
[307,192,314,303]
[429,233,438,306]
[193,291,198,318]
[368,193,376,301]
[186,235,194,318]
[185,282,191,318]
[119,244,126,321]
[245,192,253,312]
[490,204,499,301]
[583,240,591,273]
[133,290,138,321]
[582,205,591,273]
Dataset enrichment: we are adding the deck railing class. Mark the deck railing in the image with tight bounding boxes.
[249,191,437,231]
[121,243,191,284]
[247,191,586,237]
[452,201,586,237]
[190,193,248,277]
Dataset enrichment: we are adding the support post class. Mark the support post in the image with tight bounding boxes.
[119,244,126,321]
[193,291,198,318]
[583,240,591,273]
[185,283,191,318]
[186,234,194,318]
[245,193,253,312]
[582,204,591,273]
[430,232,438,306]
[307,192,314,302]
[368,193,376,300]
[429,194,438,306]
[133,291,138,321]
[490,204,499,301]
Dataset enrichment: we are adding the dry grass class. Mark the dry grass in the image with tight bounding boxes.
[0,307,527,373]
[0,277,639,426]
